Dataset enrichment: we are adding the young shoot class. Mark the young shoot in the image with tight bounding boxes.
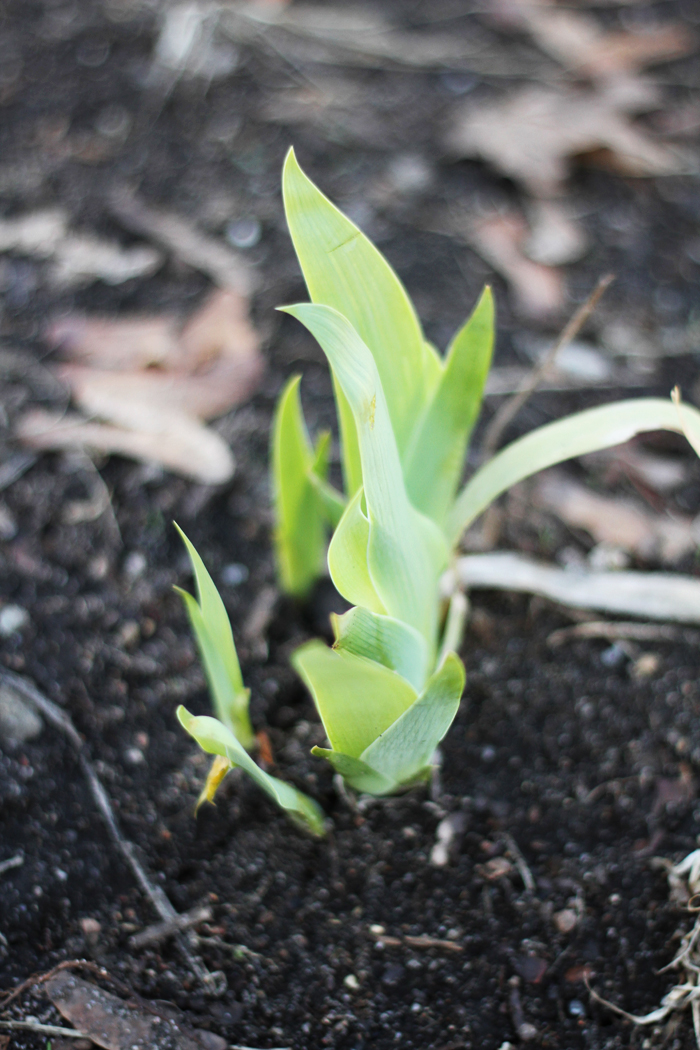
[176,150,700,833]
[175,525,325,837]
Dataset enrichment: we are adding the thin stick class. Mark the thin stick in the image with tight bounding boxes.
[129,905,212,950]
[0,853,23,877]
[0,670,224,995]
[0,1020,84,1037]
[548,620,700,648]
[482,274,614,459]
[503,833,536,893]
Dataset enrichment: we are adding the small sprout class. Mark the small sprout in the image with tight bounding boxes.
[175,525,324,837]
[174,151,700,836]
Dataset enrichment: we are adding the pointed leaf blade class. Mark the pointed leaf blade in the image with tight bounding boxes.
[281,303,446,643]
[178,707,326,837]
[271,375,329,597]
[175,526,254,750]
[448,398,700,545]
[292,640,417,758]
[405,287,494,526]
[282,147,439,462]
[361,652,466,788]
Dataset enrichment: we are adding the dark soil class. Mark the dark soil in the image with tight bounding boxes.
[2,1,700,1048]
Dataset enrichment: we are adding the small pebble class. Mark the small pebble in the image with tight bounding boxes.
[226,217,261,248]
[0,503,17,540]
[80,917,101,945]
[554,908,578,934]
[95,103,131,139]
[123,551,147,579]
[518,1023,538,1041]
[568,999,586,1018]
[124,747,145,765]
[0,605,29,637]
[116,620,140,648]
[600,643,626,668]
[387,153,433,194]
[343,974,359,991]
[0,684,43,744]
[221,562,249,586]
[632,652,660,679]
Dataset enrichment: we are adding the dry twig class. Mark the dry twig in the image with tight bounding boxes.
[0,670,225,995]
[482,273,614,458]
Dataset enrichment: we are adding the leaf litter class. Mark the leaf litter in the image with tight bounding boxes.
[16,289,263,484]
[445,0,698,314]
[45,971,226,1050]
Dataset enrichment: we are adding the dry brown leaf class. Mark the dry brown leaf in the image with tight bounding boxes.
[46,972,224,1050]
[46,315,181,371]
[511,3,694,81]
[0,208,162,288]
[53,291,263,421]
[18,290,263,484]
[463,210,565,320]
[447,86,692,199]
[534,471,699,563]
[17,409,235,485]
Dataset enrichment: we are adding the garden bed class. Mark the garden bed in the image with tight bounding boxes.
[2,2,700,1048]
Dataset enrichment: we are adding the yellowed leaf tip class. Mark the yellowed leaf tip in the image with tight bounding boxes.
[195,754,233,813]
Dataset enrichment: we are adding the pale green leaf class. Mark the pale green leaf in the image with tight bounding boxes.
[175,525,254,750]
[292,640,417,758]
[327,488,386,614]
[405,287,494,527]
[177,707,326,837]
[307,430,346,527]
[360,652,465,788]
[282,147,439,464]
[448,397,700,546]
[333,376,363,497]
[271,375,329,597]
[311,747,394,795]
[331,606,429,692]
[281,303,447,644]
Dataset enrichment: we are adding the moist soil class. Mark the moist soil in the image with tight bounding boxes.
[2,2,700,1048]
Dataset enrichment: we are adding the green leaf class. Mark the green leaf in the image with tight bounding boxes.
[311,747,394,795]
[175,525,254,750]
[306,430,346,527]
[327,488,386,614]
[282,147,440,467]
[333,376,363,497]
[292,640,417,758]
[281,303,447,645]
[360,652,465,788]
[331,606,429,692]
[405,287,494,527]
[271,375,330,597]
[447,397,700,546]
[178,707,326,837]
